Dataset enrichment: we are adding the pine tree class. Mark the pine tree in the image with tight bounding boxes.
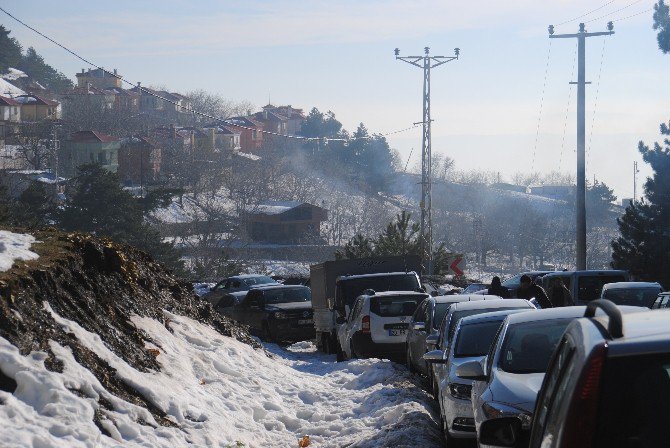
[612,122,670,286]
[654,1,670,53]
[0,26,22,73]
[18,47,73,92]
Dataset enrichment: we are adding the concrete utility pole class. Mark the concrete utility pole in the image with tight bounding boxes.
[549,22,613,271]
[394,46,459,275]
[633,161,639,203]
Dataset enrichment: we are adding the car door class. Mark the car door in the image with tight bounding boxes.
[408,300,429,367]
[246,290,266,331]
[342,298,363,357]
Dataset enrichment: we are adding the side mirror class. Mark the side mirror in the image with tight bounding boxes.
[412,322,426,331]
[479,417,521,447]
[423,349,447,364]
[425,334,439,349]
[335,316,346,325]
[456,360,488,381]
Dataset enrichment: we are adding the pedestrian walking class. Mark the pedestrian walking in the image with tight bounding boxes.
[517,274,552,308]
[487,276,511,298]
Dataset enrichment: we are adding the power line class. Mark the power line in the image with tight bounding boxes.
[584,0,644,23]
[556,0,616,26]
[0,6,419,144]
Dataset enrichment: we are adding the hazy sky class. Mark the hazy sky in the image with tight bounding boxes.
[4,0,668,199]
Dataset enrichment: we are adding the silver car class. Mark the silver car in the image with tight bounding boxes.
[458,306,645,448]
[406,294,502,376]
[424,309,533,447]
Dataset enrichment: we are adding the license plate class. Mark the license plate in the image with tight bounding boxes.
[389,329,406,336]
[298,319,313,325]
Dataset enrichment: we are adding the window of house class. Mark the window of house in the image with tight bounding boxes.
[98,151,107,164]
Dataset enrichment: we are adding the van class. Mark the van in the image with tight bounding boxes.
[541,270,628,305]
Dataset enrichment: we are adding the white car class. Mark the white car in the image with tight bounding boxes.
[338,291,429,362]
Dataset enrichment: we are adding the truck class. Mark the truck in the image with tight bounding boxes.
[310,255,422,353]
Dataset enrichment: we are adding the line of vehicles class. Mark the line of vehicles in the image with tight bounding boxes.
[201,257,670,447]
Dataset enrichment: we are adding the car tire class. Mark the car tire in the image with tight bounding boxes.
[336,343,345,362]
[406,347,416,373]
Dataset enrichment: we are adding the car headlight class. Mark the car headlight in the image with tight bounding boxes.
[482,401,532,429]
[448,382,472,400]
[273,312,290,319]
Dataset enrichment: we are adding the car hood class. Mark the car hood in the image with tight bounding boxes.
[489,371,545,412]
[449,355,485,385]
[265,302,313,311]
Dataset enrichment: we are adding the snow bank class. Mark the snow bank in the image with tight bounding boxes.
[0,306,440,447]
[0,231,39,272]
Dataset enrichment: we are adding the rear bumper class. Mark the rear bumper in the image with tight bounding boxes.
[351,332,406,361]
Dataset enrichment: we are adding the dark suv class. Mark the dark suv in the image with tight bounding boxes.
[228,285,314,343]
[529,300,667,448]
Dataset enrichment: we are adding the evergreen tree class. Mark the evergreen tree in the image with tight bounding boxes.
[59,165,183,272]
[0,26,22,73]
[16,181,55,227]
[18,47,73,92]
[654,1,670,53]
[375,211,420,256]
[612,122,670,286]
[335,234,374,260]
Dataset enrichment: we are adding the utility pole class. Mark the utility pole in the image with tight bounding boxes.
[549,22,613,271]
[633,161,639,203]
[50,125,61,191]
[395,46,459,275]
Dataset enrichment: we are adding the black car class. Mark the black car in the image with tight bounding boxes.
[229,285,315,343]
[203,275,278,307]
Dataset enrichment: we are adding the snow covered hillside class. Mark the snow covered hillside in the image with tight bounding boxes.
[0,309,441,447]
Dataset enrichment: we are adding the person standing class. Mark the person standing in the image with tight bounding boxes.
[548,278,574,307]
[487,276,511,298]
[517,274,552,308]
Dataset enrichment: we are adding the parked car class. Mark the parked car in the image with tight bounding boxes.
[424,309,533,447]
[227,284,314,343]
[502,271,552,298]
[651,290,670,309]
[203,274,278,307]
[600,281,662,308]
[458,304,645,448]
[337,291,428,362]
[529,300,662,448]
[540,270,629,305]
[406,294,501,375]
[429,299,535,399]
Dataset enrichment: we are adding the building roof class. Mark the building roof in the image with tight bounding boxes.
[75,68,121,79]
[0,78,26,97]
[252,201,304,215]
[121,136,158,148]
[14,94,59,106]
[0,96,19,106]
[226,116,264,128]
[69,130,119,143]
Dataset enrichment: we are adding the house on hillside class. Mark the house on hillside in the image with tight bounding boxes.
[14,94,59,121]
[0,96,21,124]
[128,84,192,115]
[201,124,242,152]
[243,201,328,243]
[527,185,574,202]
[61,85,116,115]
[0,169,63,198]
[118,137,161,185]
[224,117,264,153]
[76,68,123,89]
[252,108,289,135]
[61,130,120,177]
[261,104,305,135]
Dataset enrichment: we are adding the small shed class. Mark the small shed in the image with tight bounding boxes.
[244,201,328,243]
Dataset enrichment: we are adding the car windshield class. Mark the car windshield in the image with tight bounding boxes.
[338,274,420,309]
[463,284,487,294]
[454,320,504,357]
[602,287,661,308]
[264,287,311,304]
[243,276,276,287]
[499,318,572,374]
[444,307,520,345]
[432,303,452,329]
[370,295,424,317]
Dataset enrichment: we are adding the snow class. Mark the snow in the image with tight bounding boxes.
[237,151,261,161]
[0,67,27,81]
[0,305,441,447]
[0,78,25,97]
[0,231,39,272]
[253,201,303,215]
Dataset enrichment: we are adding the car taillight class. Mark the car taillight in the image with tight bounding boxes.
[561,343,607,448]
[361,315,370,333]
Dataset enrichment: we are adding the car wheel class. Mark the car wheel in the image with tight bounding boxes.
[406,347,416,373]
[261,322,275,343]
[336,343,345,362]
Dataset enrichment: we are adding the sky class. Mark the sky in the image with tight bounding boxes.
[3,0,668,200]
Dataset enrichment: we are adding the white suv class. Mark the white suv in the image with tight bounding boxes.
[338,291,428,362]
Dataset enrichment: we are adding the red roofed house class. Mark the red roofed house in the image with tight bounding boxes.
[223,116,264,153]
[14,94,59,121]
[118,136,161,185]
[61,130,120,177]
[0,96,20,123]
[262,104,305,135]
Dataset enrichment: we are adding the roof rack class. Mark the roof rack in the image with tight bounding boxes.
[584,299,623,339]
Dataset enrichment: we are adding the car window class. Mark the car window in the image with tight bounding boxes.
[577,275,626,301]
[432,303,452,331]
[502,274,522,289]
[424,301,432,326]
[602,287,661,308]
[370,295,424,317]
[444,307,525,346]
[499,318,572,374]
[349,297,363,322]
[454,320,504,358]
[412,300,427,323]
[243,276,276,286]
[662,296,670,308]
[595,353,670,447]
[486,324,503,375]
[215,281,227,291]
[264,287,311,304]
